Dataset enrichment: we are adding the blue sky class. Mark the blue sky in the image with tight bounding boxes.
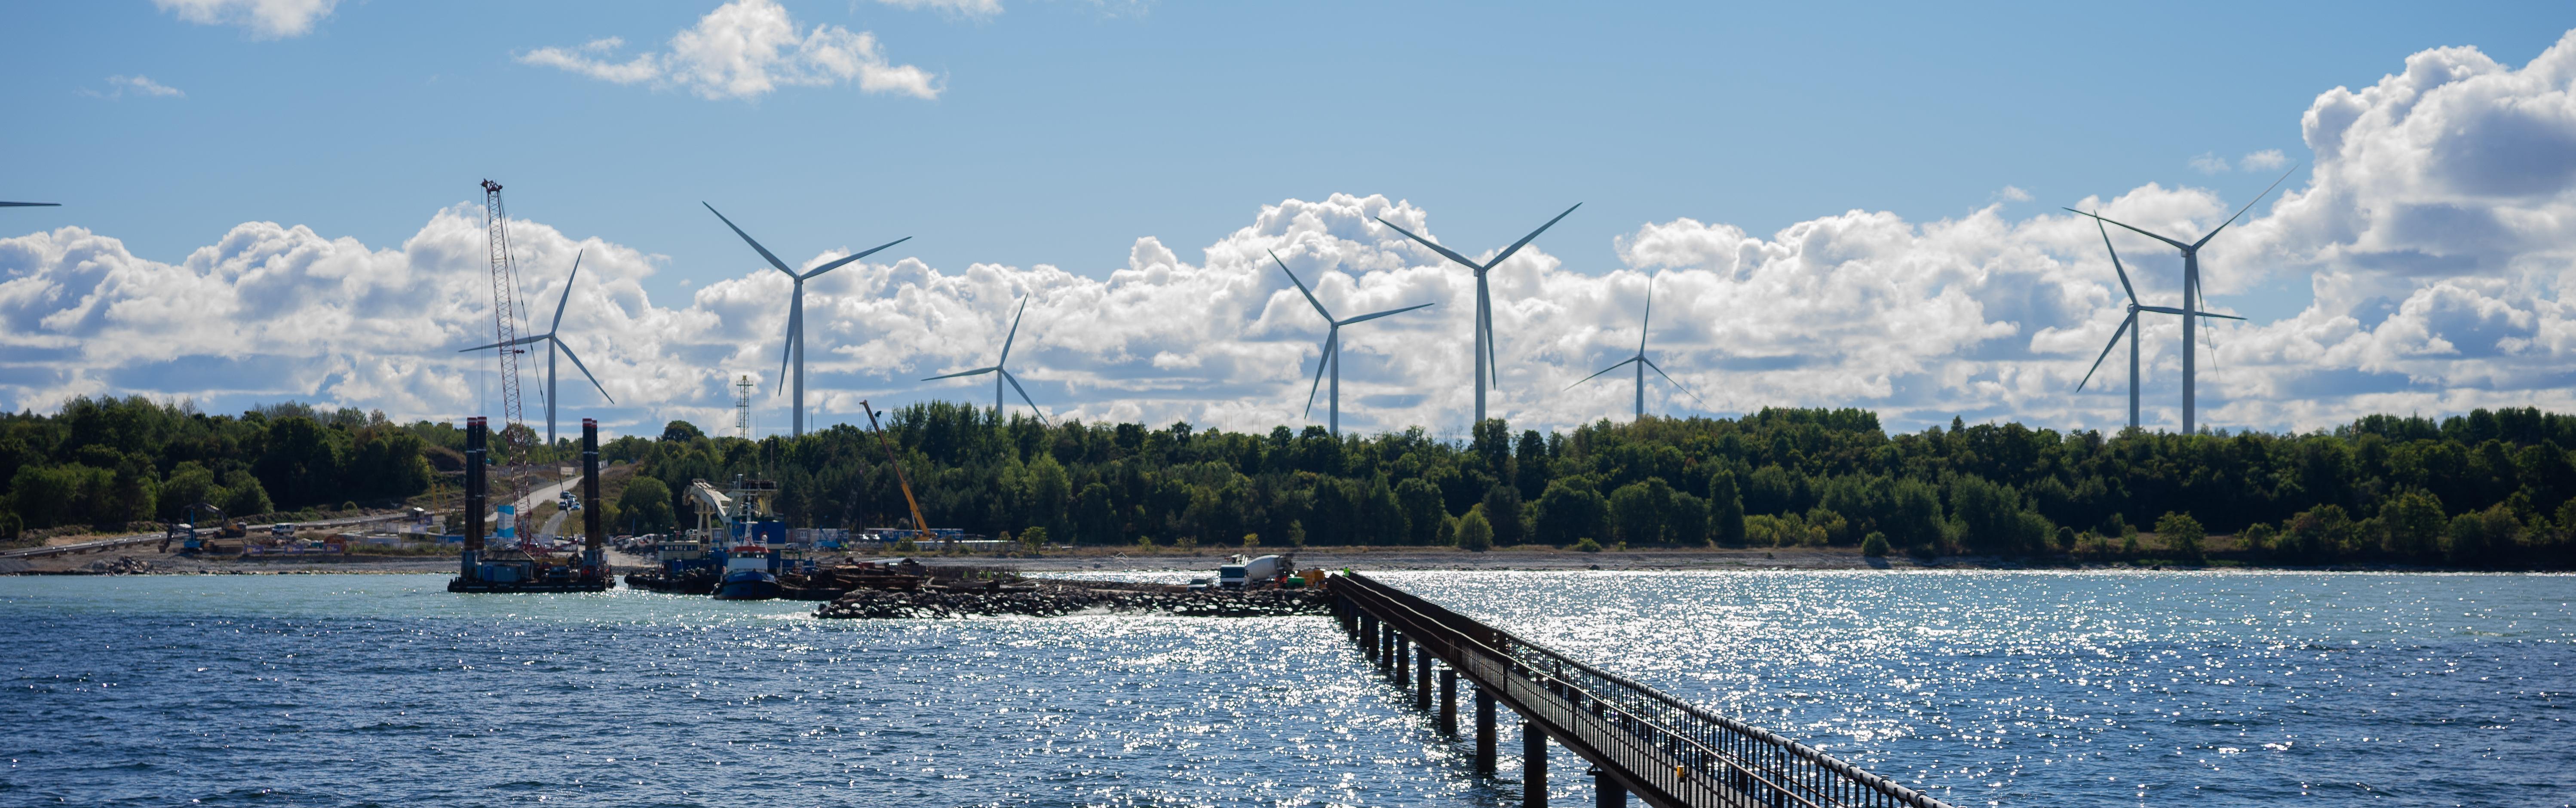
[7,1,2567,308]
[4,1,2575,436]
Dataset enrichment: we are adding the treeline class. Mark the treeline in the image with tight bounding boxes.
[0,396,436,537]
[611,401,2576,568]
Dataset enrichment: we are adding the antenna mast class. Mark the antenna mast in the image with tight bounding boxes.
[736,375,754,439]
[481,179,532,501]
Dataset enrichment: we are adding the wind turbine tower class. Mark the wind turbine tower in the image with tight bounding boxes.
[1,201,61,209]
[2067,168,2291,433]
[1566,276,1704,418]
[460,251,615,445]
[923,296,1050,424]
[1270,251,1434,436]
[2076,216,2242,430]
[703,203,910,438]
[1377,203,1579,426]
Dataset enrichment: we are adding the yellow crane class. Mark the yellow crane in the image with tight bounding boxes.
[859,400,935,547]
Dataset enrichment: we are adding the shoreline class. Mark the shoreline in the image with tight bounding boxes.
[5,544,2557,576]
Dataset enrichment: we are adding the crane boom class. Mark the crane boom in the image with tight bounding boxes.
[859,399,934,545]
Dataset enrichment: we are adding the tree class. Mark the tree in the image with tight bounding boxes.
[661,421,705,442]
[1514,429,1551,501]
[1396,478,1446,545]
[1608,478,1676,545]
[1708,470,1746,547]
[1533,478,1608,546]
[1861,531,1890,557]
[1456,506,1494,551]
[619,476,677,534]
[1480,484,1527,546]
[2155,511,2206,565]
[2383,489,2447,561]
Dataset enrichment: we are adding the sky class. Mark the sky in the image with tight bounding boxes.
[3,0,2575,439]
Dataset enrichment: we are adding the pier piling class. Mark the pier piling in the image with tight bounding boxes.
[1475,687,1497,773]
[1439,668,1458,735]
[1525,721,1548,808]
[1416,655,1432,711]
[1593,767,1626,808]
[1396,635,1411,687]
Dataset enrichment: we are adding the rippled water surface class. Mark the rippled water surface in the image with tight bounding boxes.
[4,571,2571,807]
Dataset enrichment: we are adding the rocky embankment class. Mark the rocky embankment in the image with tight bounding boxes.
[815,580,1331,619]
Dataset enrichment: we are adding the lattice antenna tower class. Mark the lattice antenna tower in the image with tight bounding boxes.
[736,375,754,439]
[481,179,533,500]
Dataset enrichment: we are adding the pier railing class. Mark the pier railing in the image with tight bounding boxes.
[1332,571,1953,808]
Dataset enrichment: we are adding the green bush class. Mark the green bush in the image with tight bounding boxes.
[1572,537,1603,553]
[1456,507,1495,552]
[1860,531,1889,557]
[2155,511,2206,565]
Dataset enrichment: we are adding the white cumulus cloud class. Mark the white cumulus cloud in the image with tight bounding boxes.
[153,0,337,39]
[519,0,941,101]
[11,31,2576,438]
[83,75,185,99]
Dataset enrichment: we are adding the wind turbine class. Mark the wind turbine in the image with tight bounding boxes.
[1,202,60,208]
[2075,217,2243,430]
[703,202,909,438]
[1565,276,1705,419]
[1271,250,1434,436]
[460,251,615,445]
[1375,203,1579,426]
[2066,167,2292,434]
[921,296,1049,424]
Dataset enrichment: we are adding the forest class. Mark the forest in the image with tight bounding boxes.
[607,400,2576,568]
[7,395,2574,568]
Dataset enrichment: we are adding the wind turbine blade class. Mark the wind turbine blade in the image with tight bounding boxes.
[1374,216,1485,271]
[2092,215,2141,305]
[2077,312,2134,392]
[1270,250,1334,321]
[1639,277,1654,354]
[0,202,61,207]
[1482,203,1580,270]
[1564,356,1638,391]
[2135,304,2246,321]
[922,366,1000,381]
[553,338,616,405]
[2193,166,2299,249]
[703,203,796,276]
[1001,369,1047,425]
[802,236,913,280]
[998,296,1029,365]
[458,335,547,352]
[2065,208,2191,252]
[1481,284,1498,388]
[777,295,799,397]
[1641,357,1708,406]
[1304,330,1335,417]
[551,250,582,332]
[1336,302,1434,326]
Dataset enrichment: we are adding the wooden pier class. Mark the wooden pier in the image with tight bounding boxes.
[1330,571,1955,808]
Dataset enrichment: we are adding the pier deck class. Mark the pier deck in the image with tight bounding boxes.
[1331,571,1953,808]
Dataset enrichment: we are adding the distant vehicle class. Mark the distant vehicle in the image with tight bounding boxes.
[270,523,295,537]
[1187,577,1213,591]
[1219,554,1284,589]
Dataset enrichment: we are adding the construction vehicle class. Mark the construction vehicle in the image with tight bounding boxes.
[859,399,937,551]
[161,502,224,553]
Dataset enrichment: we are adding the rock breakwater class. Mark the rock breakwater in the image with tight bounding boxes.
[815,580,1331,619]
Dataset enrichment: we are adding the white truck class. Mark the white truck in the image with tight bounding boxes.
[1219,554,1285,589]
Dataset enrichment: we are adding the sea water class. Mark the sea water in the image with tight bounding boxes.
[1,571,2569,806]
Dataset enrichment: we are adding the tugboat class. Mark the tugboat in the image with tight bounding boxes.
[713,542,782,600]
